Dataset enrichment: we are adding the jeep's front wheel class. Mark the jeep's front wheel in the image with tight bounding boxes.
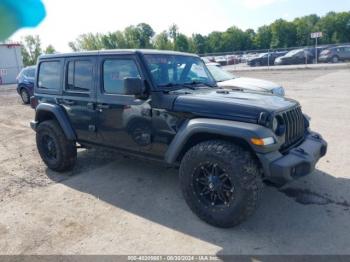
[36,120,77,172]
[179,140,263,228]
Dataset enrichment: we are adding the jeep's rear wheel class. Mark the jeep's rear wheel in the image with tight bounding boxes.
[179,140,263,228]
[36,120,77,172]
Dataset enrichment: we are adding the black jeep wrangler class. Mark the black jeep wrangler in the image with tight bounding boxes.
[30,50,327,228]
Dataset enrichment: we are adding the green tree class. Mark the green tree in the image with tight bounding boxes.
[154,31,173,50]
[207,31,224,53]
[168,24,179,43]
[293,14,320,46]
[270,19,297,48]
[174,34,189,52]
[244,29,256,50]
[69,33,103,51]
[191,34,207,54]
[315,11,350,44]
[21,35,42,66]
[44,44,56,54]
[137,23,155,48]
[254,25,272,49]
[222,26,246,51]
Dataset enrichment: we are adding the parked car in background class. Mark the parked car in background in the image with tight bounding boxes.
[207,64,285,96]
[226,55,241,65]
[214,56,227,66]
[247,51,287,67]
[16,66,36,104]
[274,49,314,65]
[319,45,350,63]
[201,57,221,67]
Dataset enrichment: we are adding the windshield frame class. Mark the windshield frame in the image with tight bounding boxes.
[143,54,216,90]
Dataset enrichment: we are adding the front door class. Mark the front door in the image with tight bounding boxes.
[95,55,157,156]
[59,57,98,143]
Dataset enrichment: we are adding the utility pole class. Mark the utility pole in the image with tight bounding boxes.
[311,32,323,64]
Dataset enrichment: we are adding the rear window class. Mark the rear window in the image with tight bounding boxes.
[38,61,61,90]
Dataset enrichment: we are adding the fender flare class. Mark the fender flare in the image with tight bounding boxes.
[35,103,76,140]
[164,118,279,164]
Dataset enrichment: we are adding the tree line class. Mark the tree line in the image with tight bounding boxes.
[69,11,350,54]
[20,11,350,66]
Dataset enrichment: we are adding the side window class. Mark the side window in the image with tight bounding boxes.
[38,61,61,90]
[103,59,140,95]
[297,51,304,58]
[66,60,93,92]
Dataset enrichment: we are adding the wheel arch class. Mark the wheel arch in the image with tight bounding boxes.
[174,132,256,163]
[164,118,278,164]
[35,103,76,140]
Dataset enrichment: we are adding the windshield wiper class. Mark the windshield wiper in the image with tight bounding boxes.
[158,83,197,90]
[183,80,215,88]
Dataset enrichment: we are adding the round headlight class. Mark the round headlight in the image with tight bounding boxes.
[272,117,278,133]
[271,115,286,136]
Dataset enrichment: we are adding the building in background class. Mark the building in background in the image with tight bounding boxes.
[0,43,23,85]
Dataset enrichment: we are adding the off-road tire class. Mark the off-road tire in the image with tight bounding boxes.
[20,88,30,104]
[36,120,77,172]
[179,140,263,228]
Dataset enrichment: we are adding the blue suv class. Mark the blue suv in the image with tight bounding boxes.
[16,66,36,104]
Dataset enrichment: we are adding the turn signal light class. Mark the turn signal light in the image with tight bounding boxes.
[251,137,275,146]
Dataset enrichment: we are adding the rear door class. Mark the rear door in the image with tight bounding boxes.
[344,47,350,60]
[59,57,98,143]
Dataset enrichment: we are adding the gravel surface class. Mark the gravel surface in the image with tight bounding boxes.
[0,68,349,255]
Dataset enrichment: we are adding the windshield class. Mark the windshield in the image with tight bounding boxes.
[26,68,35,78]
[207,65,236,82]
[144,54,216,89]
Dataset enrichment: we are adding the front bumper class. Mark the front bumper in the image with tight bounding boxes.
[258,131,327,186]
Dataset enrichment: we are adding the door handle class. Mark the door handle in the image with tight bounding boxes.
[97,104,110,110]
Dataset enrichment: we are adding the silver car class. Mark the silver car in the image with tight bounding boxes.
[207,65,285,96]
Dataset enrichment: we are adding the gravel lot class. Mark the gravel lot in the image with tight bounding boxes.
[0,68,349,255]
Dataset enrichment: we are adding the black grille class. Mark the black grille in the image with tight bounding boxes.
[280,106,305,151]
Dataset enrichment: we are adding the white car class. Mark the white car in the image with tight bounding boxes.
[207,65,285,96]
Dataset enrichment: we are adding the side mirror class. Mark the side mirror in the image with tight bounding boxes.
[123,77,144,96]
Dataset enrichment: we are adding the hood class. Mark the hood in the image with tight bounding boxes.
[173,88,297,123]
[217,77,280,93]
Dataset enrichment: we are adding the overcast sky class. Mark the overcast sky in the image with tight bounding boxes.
[10,0,350,52]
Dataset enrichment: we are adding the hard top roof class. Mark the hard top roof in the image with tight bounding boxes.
[39,49,198,59]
